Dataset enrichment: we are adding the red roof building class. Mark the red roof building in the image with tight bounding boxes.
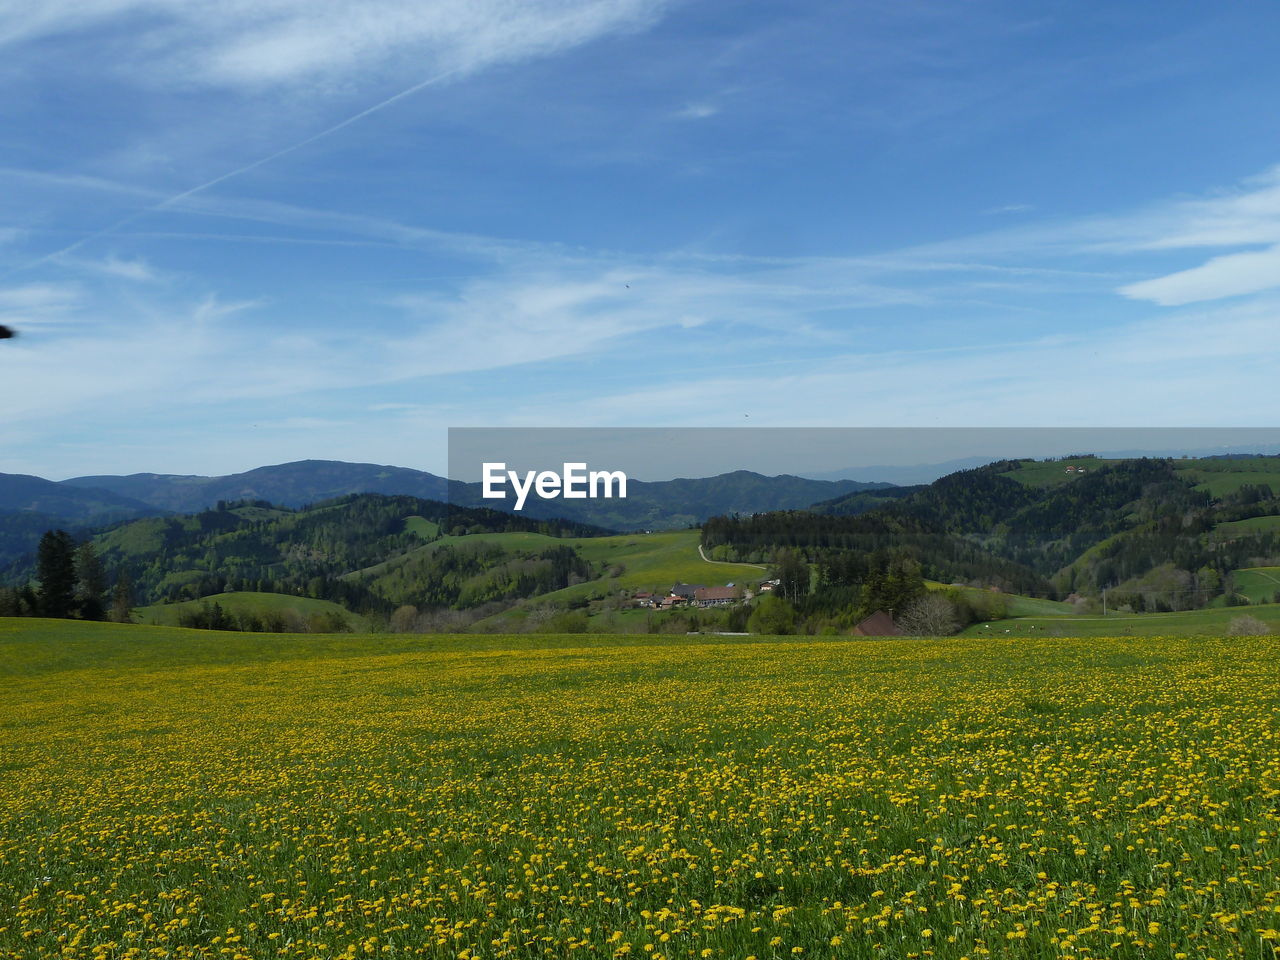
[693,586,738,606]
[852,610,902,636]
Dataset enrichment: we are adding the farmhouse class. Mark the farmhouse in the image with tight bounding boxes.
[671,583,704,600]
[852,610,902,636]
[693,586,737,607]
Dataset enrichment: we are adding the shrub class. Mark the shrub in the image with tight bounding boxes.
[897,594,960,636]
[747,595,797,635]
[1226,614,1270,637]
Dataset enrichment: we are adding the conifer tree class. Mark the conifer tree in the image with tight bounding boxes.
[75,542,108,620]
[36,530,78,618]
[111,570,135,624]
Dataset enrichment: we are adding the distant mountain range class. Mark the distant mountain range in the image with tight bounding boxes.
[801,457,1005,486]
[62,460,450,514]
[0,459,896,564]
[0,473,160,523]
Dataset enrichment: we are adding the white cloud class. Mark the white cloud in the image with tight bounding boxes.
[1119,244,1280,306]
[1104,165,1280,305]
[0,0,669,90]
[1138,165,1280,250]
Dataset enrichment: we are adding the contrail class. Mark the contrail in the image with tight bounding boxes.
[10,64,466,274]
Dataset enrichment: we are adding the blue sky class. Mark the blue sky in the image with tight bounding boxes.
[3,0,1280,479]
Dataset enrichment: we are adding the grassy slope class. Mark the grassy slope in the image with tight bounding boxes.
[925,580,1077,617]
[957,601,1280,638]
[1174,458,1280,497]
[1002,455,1280,497]
[343,530,558,581]
[569,530,765,590]
[135,591,368,629]
[1001,458,1129,488]
[403,515,440,538]
[461,529,764,630]
[355,528,759,597]
[1229,567,1280,604]
[1213,515,1280,537]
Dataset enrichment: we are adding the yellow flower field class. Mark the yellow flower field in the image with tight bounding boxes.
[1,620,1278,959]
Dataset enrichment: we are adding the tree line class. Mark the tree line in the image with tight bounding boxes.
[0,529,133,622]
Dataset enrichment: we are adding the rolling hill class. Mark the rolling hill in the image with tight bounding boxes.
[136,591,370,631]
[9,451,1280,637]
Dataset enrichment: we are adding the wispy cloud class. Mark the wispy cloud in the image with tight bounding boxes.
[0,0,670,90]
[8,156,1280,475]
[673,102,718,120]
[1,1,674,272]
[56,254,158,282]
[0,282,81,328]
[550,296,1280,428]
[1103,165,1280,305]
[1120,245,1280,306]
[1136,165,1280,250]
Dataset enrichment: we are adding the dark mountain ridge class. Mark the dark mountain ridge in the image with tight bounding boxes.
[56,460,894,530]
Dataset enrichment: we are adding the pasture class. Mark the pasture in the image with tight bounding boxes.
[1,620,1278,959]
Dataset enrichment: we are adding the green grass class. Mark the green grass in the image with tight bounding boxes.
[403,515,441,538]
[135,591,367,630]
[345,530,559,580]
[355,528,761,603]
[1000,455,1280,497]
[1227,567,1280,605]
[568,529,764,591]
[999,458,1127,488]
[925,580,1078,617]
[1211,514,1280,538]
[1174,457,1280,497]
[92,516,173,557]
[468,530,764,630]
[2,619,1278,959]
[957,600,1280,637]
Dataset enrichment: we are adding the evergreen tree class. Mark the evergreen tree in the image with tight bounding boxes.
[75,542,108,621]
[110,571,135,624]
[36,529,78,619]
[773,549,810,604]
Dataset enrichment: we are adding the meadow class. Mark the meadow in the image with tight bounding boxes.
[2,619,1278,959]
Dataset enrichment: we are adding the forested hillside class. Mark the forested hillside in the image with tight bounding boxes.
[2,495,608,622]
[705,457,1280,615]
